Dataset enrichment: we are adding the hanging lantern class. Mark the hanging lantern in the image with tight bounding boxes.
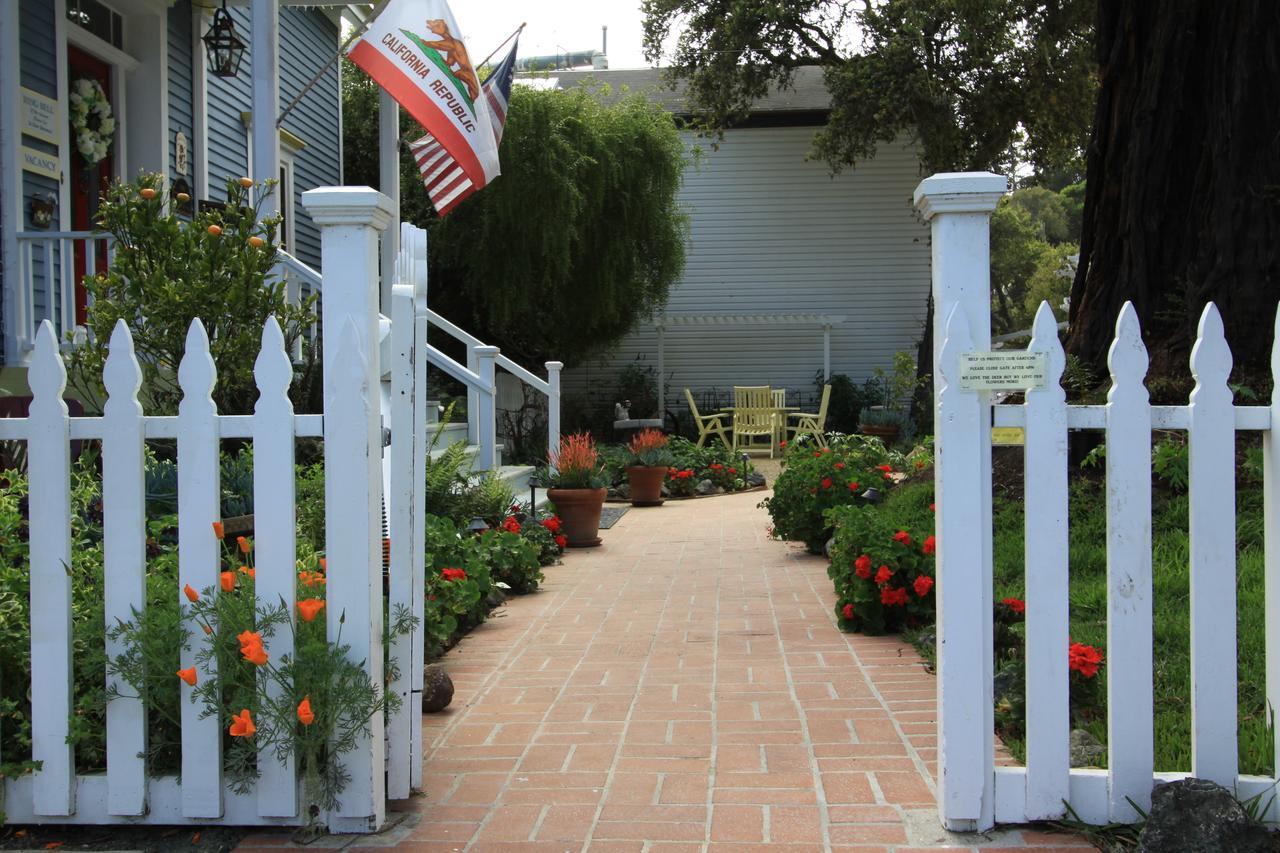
[202,0,246,79]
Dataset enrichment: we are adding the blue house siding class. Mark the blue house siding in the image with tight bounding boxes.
[167,0,194,184]
[279,8,341,270]
[204,6,251,202]
[202,7,340,270]
[19,0,62,330]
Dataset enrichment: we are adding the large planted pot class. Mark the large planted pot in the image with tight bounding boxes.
[547,487,608,547]
[625,466,668,507]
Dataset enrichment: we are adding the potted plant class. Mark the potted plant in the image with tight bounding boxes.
[538,433,609,547]
[858,351,924,445]
[625,428,674,506]
[858,406,909,444]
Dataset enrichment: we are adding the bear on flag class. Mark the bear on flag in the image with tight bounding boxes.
[347,0,501,201]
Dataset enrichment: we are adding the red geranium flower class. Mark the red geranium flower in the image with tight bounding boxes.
[841,603,854,619]
[880,586,909,606]
[929,503,936,512]
[877,464,892,473]
[893,530,911,546]
[854,554,872,579]
[441,567,467,582]
[1001,597,1026,614]
[1068,642,1104,678]
[874,565,892,585]
[501,517,521,534]
[554,534,567,548]
[913,575,934,597]
[834,462,845,470]
[821,477,832,489]
[922,535,936,555]
[541,517,561,533]
[779,441,787,449]
[728,467,737,474]
[848,481,860,492]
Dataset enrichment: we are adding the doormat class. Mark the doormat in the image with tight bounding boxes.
[598,506,629,529]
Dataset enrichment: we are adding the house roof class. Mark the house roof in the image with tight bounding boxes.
[517,66,833,117]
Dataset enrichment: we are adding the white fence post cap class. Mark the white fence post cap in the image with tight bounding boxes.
[301,186,396,230]
[913,172,1008,219]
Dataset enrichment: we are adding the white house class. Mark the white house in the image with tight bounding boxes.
[536,67,931,417]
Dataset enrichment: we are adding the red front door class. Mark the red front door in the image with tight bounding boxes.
[67,46,114,326]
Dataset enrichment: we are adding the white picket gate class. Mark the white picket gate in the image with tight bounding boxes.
[920,172,1280,830]
[0,187,426,832]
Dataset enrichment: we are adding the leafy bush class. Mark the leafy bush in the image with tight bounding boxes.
[66,175,317,415]
[517,513,567,565]
[826,502,935,635]
[473,528,544,594]
[760,434,899,553]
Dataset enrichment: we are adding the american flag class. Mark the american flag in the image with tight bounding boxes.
[409,39,519,217]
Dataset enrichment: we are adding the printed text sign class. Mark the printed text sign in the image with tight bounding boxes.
[958,351,1047,391]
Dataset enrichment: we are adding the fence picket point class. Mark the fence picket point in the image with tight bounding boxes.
[253,316,299,817]
[177,319,224,818]
[1104,302,1154,820]
[28,320,75,816]
[102,320,148,815]
[1023,302,1070,819]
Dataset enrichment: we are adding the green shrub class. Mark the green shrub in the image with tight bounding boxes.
[826,500,935,635]
[472,529,544,594]
[761,434,899,553]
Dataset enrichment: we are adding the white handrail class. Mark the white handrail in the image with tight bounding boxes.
[424,308,482,348]
[277,250,323,289]
[497,354,551,396]
[424,344,492,393]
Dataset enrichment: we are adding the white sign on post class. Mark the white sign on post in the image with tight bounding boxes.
[958,351,1048,391]
[20,88,60,145]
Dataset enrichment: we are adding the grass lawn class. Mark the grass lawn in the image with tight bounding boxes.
[891,474,1272,776]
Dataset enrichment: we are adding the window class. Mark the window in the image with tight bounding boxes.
[278,159,295,252]
[66,0,123,49]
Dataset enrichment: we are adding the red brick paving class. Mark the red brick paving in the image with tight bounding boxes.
[239,491,1092,851]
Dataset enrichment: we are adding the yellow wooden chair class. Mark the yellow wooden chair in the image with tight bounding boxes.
[684,388,731,449]
[732,385,778,457]
[787,384,832,449]
[771,388,787,445]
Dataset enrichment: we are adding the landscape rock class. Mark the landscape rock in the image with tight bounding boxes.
[746,471,766,487]
[660,484,670,497]
[1136,777,1272,853]
[695,479,716,496]
[824,537,834,559]
[616,483,631,500]
[1068,729,1104,767]
[422,664,455,712]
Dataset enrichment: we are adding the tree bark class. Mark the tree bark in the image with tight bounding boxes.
[1066,1,1280,382]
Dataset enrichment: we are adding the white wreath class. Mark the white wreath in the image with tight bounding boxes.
[69,78,115,165]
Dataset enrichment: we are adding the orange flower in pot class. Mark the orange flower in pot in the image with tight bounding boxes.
[624,428,674,507]
[536,433,608,548]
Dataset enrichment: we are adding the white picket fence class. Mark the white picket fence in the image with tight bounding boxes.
[920,172,1280,830]
[0,187,424,832]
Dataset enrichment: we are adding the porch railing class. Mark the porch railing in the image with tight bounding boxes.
[13,231,111,352]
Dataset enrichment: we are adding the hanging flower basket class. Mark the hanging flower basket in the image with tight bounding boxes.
[69,78,116,165]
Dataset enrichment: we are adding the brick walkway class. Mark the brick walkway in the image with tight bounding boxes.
[239,491,1091,852]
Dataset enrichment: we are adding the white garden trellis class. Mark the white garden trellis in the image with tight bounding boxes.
[921,172,1280,830]
[1,187,425,832]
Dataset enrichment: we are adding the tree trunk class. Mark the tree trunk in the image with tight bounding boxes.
[1066,1,1280,382]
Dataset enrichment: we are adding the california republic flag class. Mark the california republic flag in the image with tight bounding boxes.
[348,0,500,194]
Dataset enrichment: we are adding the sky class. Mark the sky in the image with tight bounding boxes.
[450,0,653,70]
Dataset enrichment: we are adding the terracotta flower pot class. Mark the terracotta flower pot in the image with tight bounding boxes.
[547,487,608,547]
[859,424,900,445]
[626,465,668,507]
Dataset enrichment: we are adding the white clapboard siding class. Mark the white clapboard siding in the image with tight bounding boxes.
[101,321,148,816]
[560,129,930,402]
[1022,303,1070,819]
[1104,303,1154,821]
[253,317,299,818]
[934,304,992,827]
[1187,303,1238,787]
[27,321,75,816]
[177,319,225,819]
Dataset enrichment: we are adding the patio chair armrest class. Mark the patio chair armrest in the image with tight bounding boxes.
[787,411,816,420]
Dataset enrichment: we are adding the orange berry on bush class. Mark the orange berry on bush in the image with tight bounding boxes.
[139,188,157,200]
[248,236,265,248]
[239,177,254,188]
[207,224,222,237]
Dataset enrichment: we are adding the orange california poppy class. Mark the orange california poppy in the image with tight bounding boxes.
[319,557,327,572]
[220,571,235,593]
[297,598,325,623]
[202,624,213,635]
[239,565,256,579]
[237,536,251,555]
[183,584,199,603]
[297,695,315,726]
[212,521,225,539]
[176,667,197,686]
[240,638,268,667]
[229,709,255,737]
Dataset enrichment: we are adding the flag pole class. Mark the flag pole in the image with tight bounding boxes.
[275,0,392,128]
[475,22,526,73]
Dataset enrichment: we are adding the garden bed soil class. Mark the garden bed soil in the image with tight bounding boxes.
[0,824,249,852]
[605,483,767,504]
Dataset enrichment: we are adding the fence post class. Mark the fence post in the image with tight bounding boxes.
[914,172,1006,832]
[300,186,393,833]
[546,361,563,464]
[475,345,499,471]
